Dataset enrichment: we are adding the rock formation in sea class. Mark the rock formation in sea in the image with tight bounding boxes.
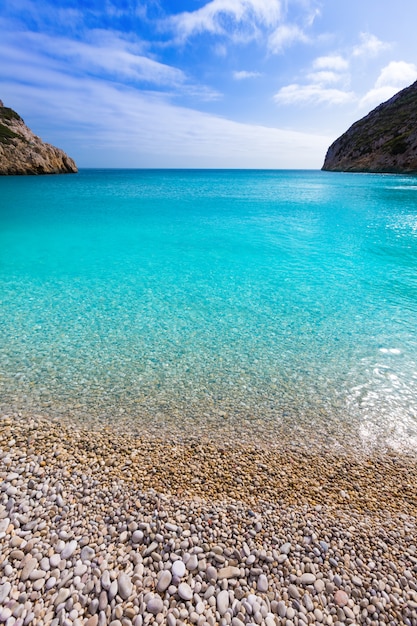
[322,80,417,173]
[0,99,78,175]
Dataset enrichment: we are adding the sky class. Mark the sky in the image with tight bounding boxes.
[1,0,417,169]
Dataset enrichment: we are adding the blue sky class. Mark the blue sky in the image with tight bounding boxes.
[1,0,417,168]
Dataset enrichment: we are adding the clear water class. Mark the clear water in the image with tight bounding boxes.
[1,169,417,450]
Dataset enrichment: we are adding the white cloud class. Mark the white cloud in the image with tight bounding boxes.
[294,38,394,113]
[167,0,318,53]
[313,55,349,72]
[268,24,308,53]
[274,83,355,106]
[353,32,390,58]
[0,25,223,103]
[233,70,261,80]
[168,0,282,40]
[307,71,344,85]
[19,30,186,87]
[275,53,352,106]
[375,60,417,88]
[3,76,330,169]
[0,17,330,169]
[359,86,400,110]
[360,61,417,109]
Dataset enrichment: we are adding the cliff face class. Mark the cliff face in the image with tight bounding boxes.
[322,81,417,173]
[0,100,77,175]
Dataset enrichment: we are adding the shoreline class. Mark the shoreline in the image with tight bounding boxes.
[1,412,417,626]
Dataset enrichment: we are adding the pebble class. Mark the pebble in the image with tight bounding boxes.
[277,601,286,618]
[186,554,198,571]
[21,557,37,581]
[55,588,70,606]
[0,582,11,603]
[117,572,132,600]
[157,570,172,592]
[300,573,316,585]
[166,614,176,626]
[1,414,417,626]
[218,566,240,580]
[80,546,95,562]
[206,565,217,582]
[319,541,329,552]
[288,584,300,600]
[171,560,186,578]
[178,582,193,601]
[217,590,230,615]
[61,540,78,559]
[334,590,349,606]
[101,570,111,590]
[10,549,25,561]
[132,530,144,543]
[50,553,61,568]
[257,574,268,592]
[303,593,314,612]
[0,608,12,621]
[146,595,164,615]
[0,519,9,534]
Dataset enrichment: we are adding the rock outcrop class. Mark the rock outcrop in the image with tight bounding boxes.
[322,81,417,173]
[0,100,77,175]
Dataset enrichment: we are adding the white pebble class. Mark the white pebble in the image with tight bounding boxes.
[147,595,164,615]
[300,573,316,585]
[132,530,144,543]
[61,540,78,559]
[172,560,186,578]
[217,590,229,615]
[157,570,172,593]
[257,574,268,593]
[178,582,193,601]
[117,572,133,600]
[0,582,11,604]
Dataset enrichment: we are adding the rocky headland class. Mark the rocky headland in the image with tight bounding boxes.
[322,80,417,173]
[0,100,77,175]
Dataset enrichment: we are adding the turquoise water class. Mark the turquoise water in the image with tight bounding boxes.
[1,169,417,450]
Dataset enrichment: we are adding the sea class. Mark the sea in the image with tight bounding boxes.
[1,169,416,451]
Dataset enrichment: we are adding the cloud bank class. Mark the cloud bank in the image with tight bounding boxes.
[360,61,417,109]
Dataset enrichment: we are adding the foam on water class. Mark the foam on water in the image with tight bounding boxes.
[1,169,416,450]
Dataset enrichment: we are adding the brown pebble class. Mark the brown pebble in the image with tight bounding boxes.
[334,590,349,607]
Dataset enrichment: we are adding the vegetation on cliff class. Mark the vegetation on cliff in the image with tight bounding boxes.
[322,81,417,173]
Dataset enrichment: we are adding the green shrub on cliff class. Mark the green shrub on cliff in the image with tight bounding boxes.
[0,123,21,144]
[0,107,23,123]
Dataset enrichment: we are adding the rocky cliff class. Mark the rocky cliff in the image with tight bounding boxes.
[0,100,77,175]
[322,81,417,173]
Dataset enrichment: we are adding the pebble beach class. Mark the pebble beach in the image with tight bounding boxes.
[1,412,417,626]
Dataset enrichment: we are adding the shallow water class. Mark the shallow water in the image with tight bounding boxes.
[1,169,416,450]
